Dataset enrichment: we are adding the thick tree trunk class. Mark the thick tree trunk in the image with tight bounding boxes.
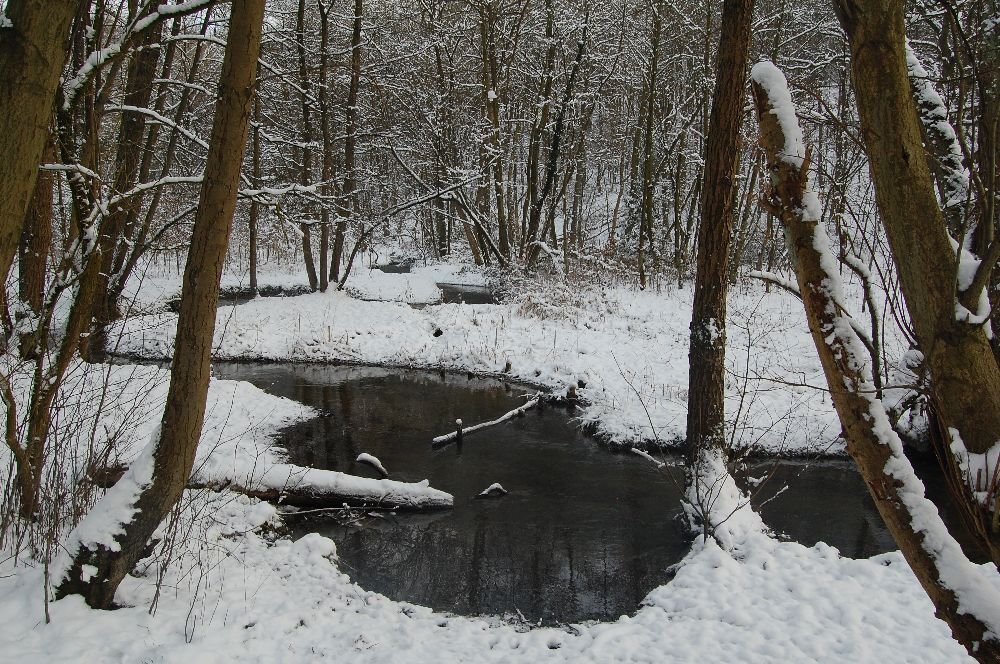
[0,0,79,290]
[833,0,1000,457]
[751,61,1000,663]
[685,0,754,461]
[55,1,265,608]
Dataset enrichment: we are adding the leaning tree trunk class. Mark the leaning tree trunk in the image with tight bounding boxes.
[833,0,1000,457]
[0,0,79,292]
[751,60,1000,663]
[685,0,754,465]
[86,14,164,358]
[55,1,265,608]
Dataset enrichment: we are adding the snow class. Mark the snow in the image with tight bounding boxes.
[948,428,1000,508]
[0,493,976,663]
[751,61,808,168]
[52,433,157,584]
[905,42,971,236]
[0,257,976,662]
[0,12,12,29]
[477,482,507,497]
[110,267,849,456]
[356,452,389,477]
[629,447,667,469]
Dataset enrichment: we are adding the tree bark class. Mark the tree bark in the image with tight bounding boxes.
[331,0,363,282]
[0,0,79,290]
[17,134,54,358]
[833,0,1000,457]
[55,1,265,608]
[751,62,1000,663]
[685,0,754,461]
[85,13,164,357]
[296,0,318,291]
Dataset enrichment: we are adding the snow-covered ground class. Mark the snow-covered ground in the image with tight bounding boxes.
[1,259,979,663]
[111,260,851,455]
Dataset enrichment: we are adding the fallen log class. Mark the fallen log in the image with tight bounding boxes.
[88,462,453,511]
[432,394,541,448]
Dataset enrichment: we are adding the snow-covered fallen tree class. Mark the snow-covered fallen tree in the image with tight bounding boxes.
[192,463,452,511]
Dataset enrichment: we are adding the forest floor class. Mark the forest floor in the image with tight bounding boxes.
[0,257,983,662]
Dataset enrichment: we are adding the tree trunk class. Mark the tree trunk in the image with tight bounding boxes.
[249,93,261,294]
[332,0,363,282]
[0,0,79,289]
[17,134,54,358]
[751,61,1000,663]
[297,0,318,291]
[833,0,1000,457]
[685,0,754,462]
[55,1,265,608]
[637,3,663,290]
[86,13,164,357]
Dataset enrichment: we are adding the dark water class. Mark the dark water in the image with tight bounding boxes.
[377,260,414,273]
[438,283,495,305]
[167,285,312,312]
[212,363,895,624]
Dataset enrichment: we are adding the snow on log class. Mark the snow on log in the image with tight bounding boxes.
[432,394,541,446]
[476,482,508,498]
[356,452,389,477]
[629,447,666,469]
[192,463,452,511]
[89,459,452,511]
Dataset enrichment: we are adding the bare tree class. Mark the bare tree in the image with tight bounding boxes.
[55,0,266,608]
[685,0,755,531]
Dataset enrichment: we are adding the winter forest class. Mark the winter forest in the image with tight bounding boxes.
[3,0,1000,661]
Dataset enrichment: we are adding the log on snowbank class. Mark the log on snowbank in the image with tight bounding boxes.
[90,462,453,511]
[192,464,453,511]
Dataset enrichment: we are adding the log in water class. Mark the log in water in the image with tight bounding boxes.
[213,362,896,625]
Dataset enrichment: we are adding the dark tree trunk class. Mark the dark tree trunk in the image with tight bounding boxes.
[0,0,78,289]
[297,0,318,291]
[85,14,164,358]
[249,93,261,294]
[331,0,363,282]
[17,134,55,359]
[685,0,754,461]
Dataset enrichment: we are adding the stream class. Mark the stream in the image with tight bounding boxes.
[212,362,895,624]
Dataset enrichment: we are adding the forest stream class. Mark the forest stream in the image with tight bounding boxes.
[211,362,896,625]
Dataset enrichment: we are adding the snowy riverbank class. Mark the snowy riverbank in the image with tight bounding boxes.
[111,261,858,455]
[1,260,979,663]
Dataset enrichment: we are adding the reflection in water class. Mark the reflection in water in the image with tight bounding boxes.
[212,363,895,624]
